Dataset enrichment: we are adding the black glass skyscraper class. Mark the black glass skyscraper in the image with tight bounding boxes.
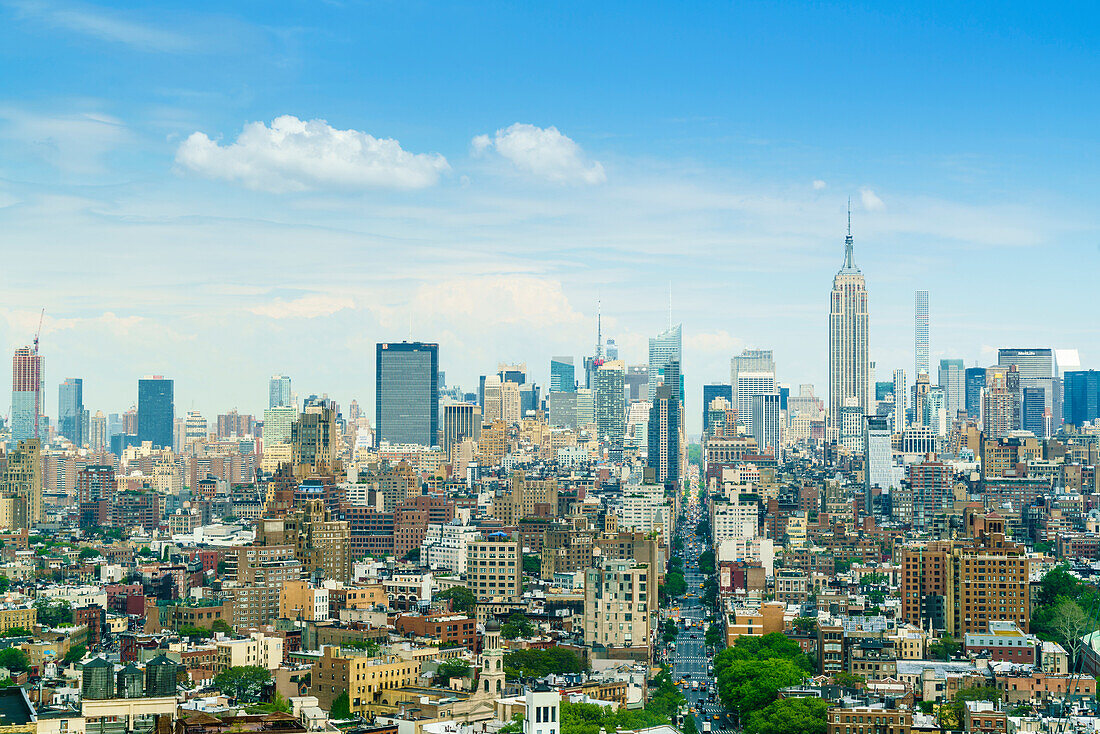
[376,342,439,448]
[1064,370,1100,427]
[964,367,986,419]
[137,376,174,449]
[58,377,85,445]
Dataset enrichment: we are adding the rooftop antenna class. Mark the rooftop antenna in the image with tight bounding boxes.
[595,297,603,360]
[844,198,855,268]
[33,308,44,441]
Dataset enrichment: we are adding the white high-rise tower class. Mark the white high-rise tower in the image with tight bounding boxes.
[828,206,870,433]
[914,291,929,377]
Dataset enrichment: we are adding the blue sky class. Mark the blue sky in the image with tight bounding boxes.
[1,0,1098,434]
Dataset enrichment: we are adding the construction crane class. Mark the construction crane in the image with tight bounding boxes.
[33,308,43,441]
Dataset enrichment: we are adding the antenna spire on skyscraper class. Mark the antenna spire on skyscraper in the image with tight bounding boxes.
[844,198,855,268]
[596,297,603,360]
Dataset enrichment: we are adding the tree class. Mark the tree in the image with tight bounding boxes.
[504,647,587,678]
[705,623,723,647]
[522,555,541,576]
[928,634,961,661]
[1050,598,1091,664]
[682,713,698,733]
[34,599,73,627]
[698,550,716,575]
[834,672,864,689]
[137,546,155,557]
[329,691,352,719]
[660,572,686,601]
[662,619,679,644]
[211,619,234,636]
[213,665,271,702]
[436,586,476,615]
[716,658,806,716]
[0,577,10,594]
[792,617,818,633]
[0,628,31,638]
[744,698,827,734]
[1036,567,1081,608]
[0,648,29,674]
[502,612,535,640]
[62,644,86,665]
[695,520,710,538]
[403,548,420,562]
[435,659,471,682]
[78,548,100,560]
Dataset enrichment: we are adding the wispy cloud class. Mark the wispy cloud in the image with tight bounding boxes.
[250,293,355,319]
[861,187,886,211]
[176,115,450,193]
[6,0,194,52]
[0,106,129,174]
[473,123,606,185]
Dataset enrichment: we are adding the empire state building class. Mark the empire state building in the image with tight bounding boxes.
[828,212,870,433]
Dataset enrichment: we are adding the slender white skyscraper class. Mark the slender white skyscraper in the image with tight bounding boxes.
[915,291,929,378]
[829,208,870,431]
[893,368,907,432]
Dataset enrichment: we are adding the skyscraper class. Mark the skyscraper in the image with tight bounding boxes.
[549,357,575,393]
[828,213,870,431]
[11,347,43,443]
[998,348,1054,437]
[914,290,929,378]
[443,403,482,460]
[594,360,626,448]
[269,375,292,409]
[751,392,782,459]
[964,367,986,419]
[702,384,733,434]
[938,359,965,421]
[1064,370,1100,427]
[893,369,907,433]
[375,342,439,448]
[648,324,682,401]
[137,376,174,450]
[983,365,1021,438]
[731,349,776,434]
[58,377,86,446]
[648,380,682,484]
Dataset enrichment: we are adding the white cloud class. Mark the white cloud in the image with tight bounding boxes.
[250,293,355,319]
[812,179,826,190]
[473,123,606,185]
[861,187,886,211]
[176,115,450,193]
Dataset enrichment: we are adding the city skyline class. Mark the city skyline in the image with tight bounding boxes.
[0,2,1097,433]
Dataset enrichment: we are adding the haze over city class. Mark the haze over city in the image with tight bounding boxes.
[2,2,1098,429]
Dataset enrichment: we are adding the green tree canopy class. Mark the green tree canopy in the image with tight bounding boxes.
[744,697,827,734]
[62,644,86,665]
[522,555,541,575]
[928,634,961,661]
[435,659,471,682]
[436,586,476,615]
[705,623,723,647]
[660,572,687,601]
[329,691,352,719]
[716,657,806,716]
[698,550,716,575]
[504,647,587,678]
[213,665,271,702]
[0,648,29,674]
[501,612,536,640]
[34,599,73,627]
[78,548,101,560]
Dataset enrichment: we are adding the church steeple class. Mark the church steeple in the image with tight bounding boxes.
[844,198,854,269]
